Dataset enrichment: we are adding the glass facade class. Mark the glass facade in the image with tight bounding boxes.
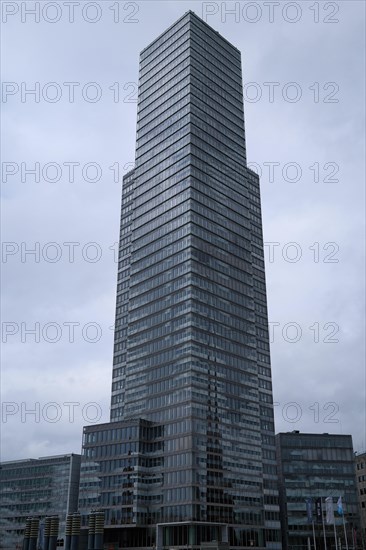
[276,432,360,550]
[0,454,81,550]
[82,10,280,550]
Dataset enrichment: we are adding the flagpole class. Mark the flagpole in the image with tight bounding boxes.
[312,521,317,550]
[342,512,349,550]
[322,499,328,550]
[352,527,356,550]
[333,521,338,550]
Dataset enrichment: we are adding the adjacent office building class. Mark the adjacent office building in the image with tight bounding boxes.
[355,452,366,545]
[0,454,81,550]
[276,432,360,550]
[80,11,281,550]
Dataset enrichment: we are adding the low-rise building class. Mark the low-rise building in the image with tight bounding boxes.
[276,432,360,550]
[0,453,81,550]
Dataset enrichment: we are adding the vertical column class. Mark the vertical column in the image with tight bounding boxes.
[43,517,52,550]
[22,517,32,550]
[64,514,73,550]
[49,516,59,550]
[87,511,95,550]
[94,511,105,550]
[28,518,39,550]
[70,513,80,550]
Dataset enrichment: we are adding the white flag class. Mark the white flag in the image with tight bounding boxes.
[325,496,335,524]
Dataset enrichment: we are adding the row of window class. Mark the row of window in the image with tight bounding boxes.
[191,188,250,238]
[133,188,190,232]
[193,95,243,149]
[190,164,250,215]
[132,221,190,264]
[190,62,243,120]
[190,58,243,112]
[191,145,247,200]
[129,298,191,335]
[191,235,252,280]
[190,220,250,264]
[134,175,189,222]
[127,344,259,390]
[130,248,191,288]
[191,266,254,306]
[191,202,250,247]
[190,89,245,144]
[281,436,353,449]
[127,330,193,361]
[191,156,249,216]
[189,39,242,93]
[192,257,252,303]
[258,365,272,377]
[284,463,355,474]
[191,301,256,338]
[190,15,241,63]
[138,79,244,170]
[191,316,256,349]
[138,73,190,128]
[140,27,190,77]
[119,223,131,238]
[136,130,190,178]
[192,114,246,172]
[189,18,241,69]
[83,442,138,458]
[130,286,191,325]
[133,163,190,212]
[136,89,190,141]
[190,286,254,326]
[141,14,240,73]
[250,212,262,228]
[139,14,189,63]
[139,32,190,82]
[128,315,193,348]
[137,86,189,131]
[136,105,190,154]
[138,75,190,126]
[134,197,190,242]
[117,281,130,292]
[135,150,191,201]
[136,116,190,164]
[190,129,247,183]
[129,273,191,310]
[129,276,191,314]
[259,396,273,410]
[116,302,129,316]
[191,115,246,169]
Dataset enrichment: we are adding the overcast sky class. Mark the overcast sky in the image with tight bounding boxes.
[1,0,365,461]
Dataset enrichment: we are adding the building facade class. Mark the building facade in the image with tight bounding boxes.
[0,454,81,550]
[81,10,280,550]
[276,432,360,550]
[355,452,366,546]
[79,420,163,547]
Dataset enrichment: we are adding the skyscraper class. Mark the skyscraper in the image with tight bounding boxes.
[80,11,281,550]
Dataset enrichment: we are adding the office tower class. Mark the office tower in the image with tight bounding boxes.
[276,432,361,550]
[0,454,81,550]
[81,11,281,549]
